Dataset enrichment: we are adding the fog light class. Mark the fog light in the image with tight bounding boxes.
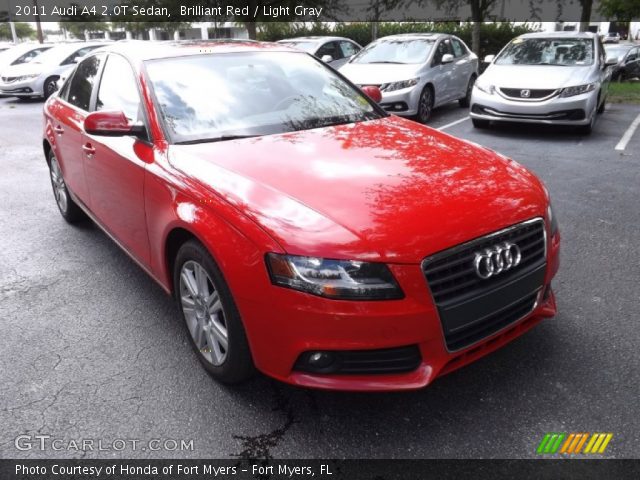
[308,352,334,368]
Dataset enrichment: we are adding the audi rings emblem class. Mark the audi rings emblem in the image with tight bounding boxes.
[473,242,522,279]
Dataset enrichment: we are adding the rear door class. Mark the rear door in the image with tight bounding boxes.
[83,53,151,265]
[48,54,105,204]
[430,38,455,104]
[451,37,475,96]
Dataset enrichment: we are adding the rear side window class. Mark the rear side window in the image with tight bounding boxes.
[96,54,141,122]
[340,41,360,58]
[67,54,104,111]
[451,38,467,57]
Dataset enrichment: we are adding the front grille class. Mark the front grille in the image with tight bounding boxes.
[499,88,558,100]
[423,218,546,351]
[472,104,585,121]
[294,345,422,375]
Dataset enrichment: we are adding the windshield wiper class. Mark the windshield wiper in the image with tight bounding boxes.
[175,135,260,145]
[365,61,406,64]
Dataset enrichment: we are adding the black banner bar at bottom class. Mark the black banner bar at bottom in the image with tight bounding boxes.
[1,459,640,480]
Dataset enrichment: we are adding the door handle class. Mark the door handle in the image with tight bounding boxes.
[53,125,64,135]
[82,143,96,156]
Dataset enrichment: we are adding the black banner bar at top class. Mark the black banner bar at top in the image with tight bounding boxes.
[2,0,639,23]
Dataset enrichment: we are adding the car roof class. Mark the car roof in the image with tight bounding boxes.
[277,36,353,43]
[519,31,598,39]
[93,40,299,61]
[377,33,447,41]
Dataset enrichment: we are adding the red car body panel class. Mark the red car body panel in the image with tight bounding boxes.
[43,42,560,391]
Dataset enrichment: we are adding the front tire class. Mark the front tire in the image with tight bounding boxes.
[416,85,434,124]
[48,150,85,223]
[43,77,58,100]
[174,240,254,384]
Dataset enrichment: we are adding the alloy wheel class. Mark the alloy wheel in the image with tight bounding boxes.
[418,87,434,123]
[179,260,229,366]
[49,156,68,214]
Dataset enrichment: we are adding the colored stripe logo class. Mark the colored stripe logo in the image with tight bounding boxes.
[537,433,613,454]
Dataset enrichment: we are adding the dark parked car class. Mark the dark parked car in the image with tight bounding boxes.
[605,44,640,80]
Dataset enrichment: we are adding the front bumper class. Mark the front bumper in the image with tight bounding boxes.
[378,85,422,116]
[0,77,43,97]
[238,229,560,391]
[470,87,597,126]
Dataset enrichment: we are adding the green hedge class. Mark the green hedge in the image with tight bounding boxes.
[258,22,537,59]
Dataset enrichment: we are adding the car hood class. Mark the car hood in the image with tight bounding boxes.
[482,64,593,89]
[1,62,44,77]
[169,116,547,263]
[339,62,422,85]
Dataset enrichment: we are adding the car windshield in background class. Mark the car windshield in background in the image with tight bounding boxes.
[277,41,317,53]
[604,46,631,59]
[495,38,595,66]
[145,52,382,144]
[352,38,435,64]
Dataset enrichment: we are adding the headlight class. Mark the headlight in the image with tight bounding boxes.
[265,253,404,300]
[16,74,39,81]
[380,78,419,92]
[560,83,596,97]
[547,203,559,235]
[474,81,495,95]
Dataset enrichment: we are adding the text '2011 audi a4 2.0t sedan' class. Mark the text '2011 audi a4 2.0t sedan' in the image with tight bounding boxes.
[43,41,560,391]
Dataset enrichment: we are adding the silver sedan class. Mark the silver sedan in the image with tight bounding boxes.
[339,33,478,123]
[470,32,616,134]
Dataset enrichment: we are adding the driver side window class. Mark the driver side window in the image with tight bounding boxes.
[96,54,142,123]
[433,39,452,65]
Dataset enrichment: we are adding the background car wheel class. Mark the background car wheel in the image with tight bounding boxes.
[459,75,476,108]
[416,85,434,124]
[48,151,85,223]
[174,240,254,384]
[43,77,58,100]
[578,106,598,135]
[472,118,490,129]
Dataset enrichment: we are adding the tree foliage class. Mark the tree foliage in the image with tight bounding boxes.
[0,22,36,40]
[599,0,640,19]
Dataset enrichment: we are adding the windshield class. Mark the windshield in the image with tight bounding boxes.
[145,51,383,144]
[352,38,435,64]
[278,41,317,53]
[604,46,630,59]
[495,38,594,66]
[31,45,85,65]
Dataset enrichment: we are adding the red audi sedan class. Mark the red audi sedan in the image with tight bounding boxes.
[43,41,560,391]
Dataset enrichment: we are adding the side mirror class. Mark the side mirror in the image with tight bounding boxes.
[321,54,333,63]
[84,110,145,137]
[605,56,619,66]
[483,54,496,63]
[441,54,454,64]
[73,56,83,64]
[361,85,382,103]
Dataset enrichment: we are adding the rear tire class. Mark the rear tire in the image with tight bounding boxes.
[174,240,255,384]
[47,150,85,223]
[459,75,476,108]
[472,118,490,129]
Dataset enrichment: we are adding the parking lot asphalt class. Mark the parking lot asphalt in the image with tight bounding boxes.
[1,96,639,460]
